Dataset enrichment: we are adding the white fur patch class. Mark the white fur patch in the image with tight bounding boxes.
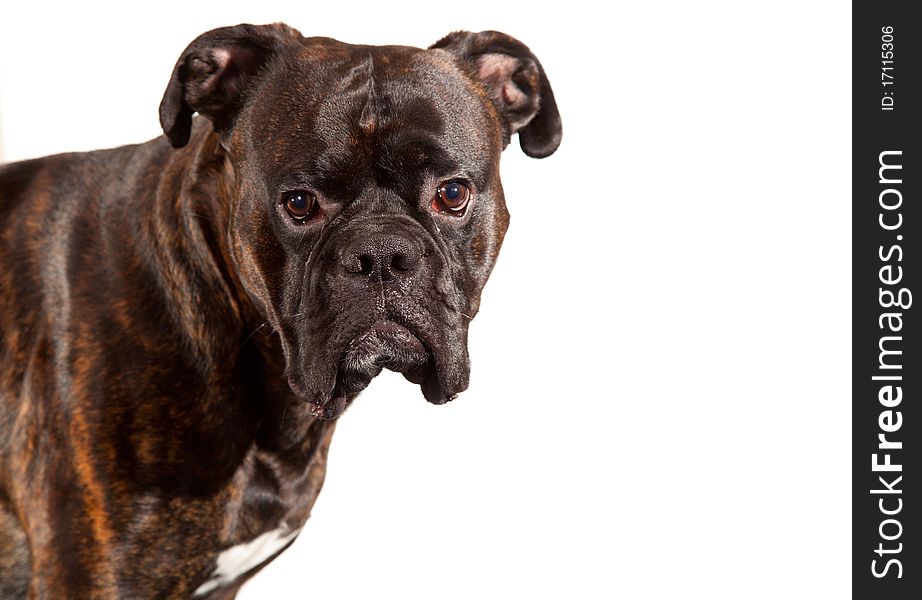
[194,525,300,597]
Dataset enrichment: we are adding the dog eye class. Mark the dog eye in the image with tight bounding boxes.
[433,181,472,215]
[283,191,317,221]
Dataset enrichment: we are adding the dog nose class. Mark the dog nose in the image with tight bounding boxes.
[340,233,422,281]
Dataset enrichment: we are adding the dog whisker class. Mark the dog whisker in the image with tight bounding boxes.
[279,399,295,430]
[240,321,271,349]
[284,312,308,325]
[296,226,309,250]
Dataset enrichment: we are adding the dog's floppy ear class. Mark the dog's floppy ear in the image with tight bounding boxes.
[431,31,562,158]
[159,23,298,148]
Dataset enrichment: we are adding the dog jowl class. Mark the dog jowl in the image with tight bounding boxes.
[0,23,561,598]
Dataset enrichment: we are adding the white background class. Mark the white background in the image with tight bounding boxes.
[0,1,850,599]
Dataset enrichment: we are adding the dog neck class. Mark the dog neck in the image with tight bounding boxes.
[106,123,332,481]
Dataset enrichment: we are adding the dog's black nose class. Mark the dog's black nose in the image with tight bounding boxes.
[340,233,422,281]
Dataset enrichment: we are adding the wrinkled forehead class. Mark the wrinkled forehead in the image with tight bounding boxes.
[244,39,502,199]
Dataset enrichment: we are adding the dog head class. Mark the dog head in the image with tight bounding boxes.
[159,23,561,419]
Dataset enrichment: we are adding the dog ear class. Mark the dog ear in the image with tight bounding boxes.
[159,23,298,148]
[430,31,562,158]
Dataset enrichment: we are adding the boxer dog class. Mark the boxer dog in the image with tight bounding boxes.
[0,23,561,598]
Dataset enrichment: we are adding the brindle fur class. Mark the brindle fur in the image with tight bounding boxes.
[0,23,560,598]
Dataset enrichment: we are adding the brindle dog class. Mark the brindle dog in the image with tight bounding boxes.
[0,23,561,598]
